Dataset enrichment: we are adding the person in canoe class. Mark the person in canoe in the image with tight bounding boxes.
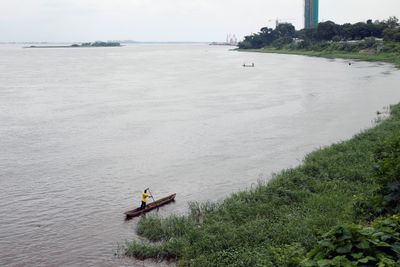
[140,189,150,210]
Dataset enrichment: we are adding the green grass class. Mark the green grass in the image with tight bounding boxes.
[239,47,400,68]
[126,104,400,266]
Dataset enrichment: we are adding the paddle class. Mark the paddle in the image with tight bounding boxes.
[147,188,159,211]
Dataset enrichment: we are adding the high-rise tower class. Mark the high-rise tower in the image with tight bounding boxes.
[304,0,319,29]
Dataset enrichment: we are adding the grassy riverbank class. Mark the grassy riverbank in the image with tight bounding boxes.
[239,47,400,68]
[237,18,400,68]
[126,104,400,266]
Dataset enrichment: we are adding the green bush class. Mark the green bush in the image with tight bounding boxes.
[191,244,305,267]
[375,135,400,214]
[353,134,400,220]
[137,215,194,242]
[302,214,400,266]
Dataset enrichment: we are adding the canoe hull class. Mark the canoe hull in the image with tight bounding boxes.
[124,193,176,219]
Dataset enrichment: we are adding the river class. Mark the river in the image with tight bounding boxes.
[0,44,399,266]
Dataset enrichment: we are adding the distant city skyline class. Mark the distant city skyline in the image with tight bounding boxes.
[0,0,399,42]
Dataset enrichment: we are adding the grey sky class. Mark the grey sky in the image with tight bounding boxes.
[0,0,399,42]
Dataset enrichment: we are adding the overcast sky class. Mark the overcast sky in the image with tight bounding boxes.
[0,0,399,42]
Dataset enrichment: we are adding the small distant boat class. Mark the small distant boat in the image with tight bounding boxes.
[243,63,255,67]
[124,193,176,219]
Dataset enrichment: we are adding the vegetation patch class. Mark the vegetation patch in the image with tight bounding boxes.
[303,215,400,266]
[240,43,400,68]
[125,103,400,266]
[238,17,400,67]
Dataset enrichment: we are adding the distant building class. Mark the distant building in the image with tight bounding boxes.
[226,34,238,45]
[209,34,238,46]
[304,0,319,29]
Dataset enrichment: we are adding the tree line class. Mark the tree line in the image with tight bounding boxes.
[239,17,400,49]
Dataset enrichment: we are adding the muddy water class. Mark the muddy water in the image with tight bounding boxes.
[0,44,399,266]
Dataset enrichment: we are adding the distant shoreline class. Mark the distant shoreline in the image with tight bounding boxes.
[237,47,400,68]
[24,45,122,49]
[24,41,122,49]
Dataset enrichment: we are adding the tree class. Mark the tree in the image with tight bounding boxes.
[275,23,296,38]
[340,23,353,40]
[316,21,340,41]
[384,28,400,42]
[238,23,296,49]
[350,22,375,39]
[238,16,399,50]
[385,16,399,29]
[258,27,276,46]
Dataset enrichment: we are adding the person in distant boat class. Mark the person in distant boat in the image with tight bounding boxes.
[140,189,150,210]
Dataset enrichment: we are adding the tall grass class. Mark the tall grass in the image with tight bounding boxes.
[126,104,400,266]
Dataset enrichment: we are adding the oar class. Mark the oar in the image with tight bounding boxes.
[147,188,159,211]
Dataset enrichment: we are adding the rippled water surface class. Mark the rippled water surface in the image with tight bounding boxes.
[0,44,399,266]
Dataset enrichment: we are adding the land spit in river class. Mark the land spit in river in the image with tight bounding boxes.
[1,44,400,266]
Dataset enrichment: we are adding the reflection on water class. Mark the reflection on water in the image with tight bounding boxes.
[0,44,399,266]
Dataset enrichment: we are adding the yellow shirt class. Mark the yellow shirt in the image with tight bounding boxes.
[141,192,149,202]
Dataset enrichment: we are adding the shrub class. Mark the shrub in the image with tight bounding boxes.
[375,135,400,214]
[302,214,400,266]
[137,215,195,242]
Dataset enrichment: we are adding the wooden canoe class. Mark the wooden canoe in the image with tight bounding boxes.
[125,193,176,219]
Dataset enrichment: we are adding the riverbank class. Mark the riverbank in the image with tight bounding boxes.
[238,47,400,68]
[126,101,400,266]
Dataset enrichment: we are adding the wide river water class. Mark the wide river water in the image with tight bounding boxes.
[0,44,399,266]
